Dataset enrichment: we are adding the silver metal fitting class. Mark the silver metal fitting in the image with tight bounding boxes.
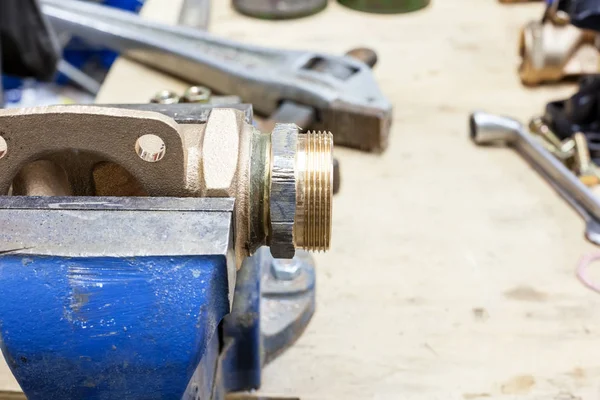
[269,124,299,259]
[181,86,212,103]
[151,89,180,104]
[0,105,334,269]
[268,126,334,259]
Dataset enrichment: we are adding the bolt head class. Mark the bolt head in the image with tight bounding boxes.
[271,258,302,280]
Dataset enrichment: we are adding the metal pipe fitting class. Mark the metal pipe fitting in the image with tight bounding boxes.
[0,105,334,265]
[519,19,599,85]
[267,126,333,258]
[469,111,521,145]
[294,131,333,252]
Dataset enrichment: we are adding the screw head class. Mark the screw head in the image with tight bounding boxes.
[182,86,211,103]
[271,258,302,281]
[151,90,180,104]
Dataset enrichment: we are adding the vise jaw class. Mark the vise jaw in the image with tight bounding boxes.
[0,103,329,399]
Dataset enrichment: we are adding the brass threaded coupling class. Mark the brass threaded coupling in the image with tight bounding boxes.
[268,125,333,259]
[295,131,333,252]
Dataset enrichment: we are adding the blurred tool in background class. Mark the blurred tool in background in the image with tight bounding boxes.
[179,0,211,28]
[0,0,60,107]
[519,0,600,85]
[470,69,600,243]
[499,0,541,3]
[470,111,600,245]
[337,0,430,13]
[0,0,60,80]
[544,75,600,164]
[473,0,600,280]
[559,0,600,30]
[232,0,328,19]
[0,0,145,107]
[42,0,392,152]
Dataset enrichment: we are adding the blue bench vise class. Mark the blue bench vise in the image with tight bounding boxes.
[0,103,333,399]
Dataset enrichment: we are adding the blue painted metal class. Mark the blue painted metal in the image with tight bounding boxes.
[56,0,144,87]
[221,251,262,392]
[183,329,222,400]
[0,255,229,400]
[0,249,317,399]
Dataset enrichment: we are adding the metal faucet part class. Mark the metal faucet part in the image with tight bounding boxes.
[519,17,600,85]
[0,105,334,262]
[470,111,600,245]
[41,0,392,152]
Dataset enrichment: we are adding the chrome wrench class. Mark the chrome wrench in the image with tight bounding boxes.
[41,0,393,152]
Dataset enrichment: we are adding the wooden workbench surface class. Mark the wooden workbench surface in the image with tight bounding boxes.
[3,1,600,399]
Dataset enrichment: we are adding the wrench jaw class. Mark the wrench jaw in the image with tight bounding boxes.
[277,52,393,152]
[310,55,393,152]
[319,98,393,153]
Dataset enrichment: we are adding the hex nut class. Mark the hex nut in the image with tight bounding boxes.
[269,124,298,259]
[201,109,242,196]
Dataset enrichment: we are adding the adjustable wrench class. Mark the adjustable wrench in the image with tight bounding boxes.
[41,0,393,152]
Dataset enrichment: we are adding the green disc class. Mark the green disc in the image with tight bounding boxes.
[337,0,431,13]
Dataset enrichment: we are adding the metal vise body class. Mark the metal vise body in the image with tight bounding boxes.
[0,103,332,399]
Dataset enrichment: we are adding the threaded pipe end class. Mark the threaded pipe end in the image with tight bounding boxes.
[295,131,333,252]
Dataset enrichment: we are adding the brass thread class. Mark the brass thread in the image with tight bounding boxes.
[295,131,333,251]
